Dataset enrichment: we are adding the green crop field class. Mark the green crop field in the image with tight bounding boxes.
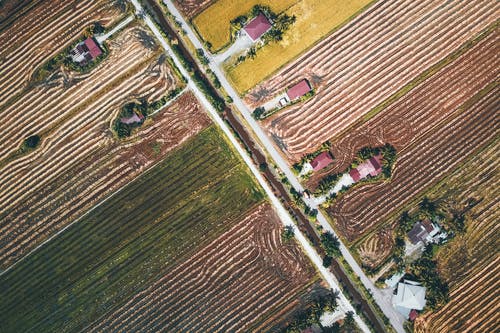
[0,126,264,332]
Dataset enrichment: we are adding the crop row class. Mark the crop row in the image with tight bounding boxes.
[0,0,120,108]
[330,86,498,242]
[319,30,498,242]
[0,26,188,268]
[90,204,315,332]
[0,126,264,332]
[249,0,498,161]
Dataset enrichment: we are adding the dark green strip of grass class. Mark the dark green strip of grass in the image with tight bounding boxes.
[0,126,264,333]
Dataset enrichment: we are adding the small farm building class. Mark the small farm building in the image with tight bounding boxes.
[120,112,144,125]
[70,37,102,64]
[286,79,312,101]
[244,12,272,41]
[408,219,440,245]
[392,280,426,318]
[310,151,333,171]
[349,155,382,182]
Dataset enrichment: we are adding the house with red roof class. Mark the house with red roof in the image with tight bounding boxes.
[349,154,382,182]
[310,151,334,171]
[286,79,312,101]
[244,12,272,41]
[120,112,145,125]
[69,37,103,65]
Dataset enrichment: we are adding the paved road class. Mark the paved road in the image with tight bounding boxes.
[161,1,406,332]
[96,15,134,44]
[130,0,371,331]
[213,33,253,64]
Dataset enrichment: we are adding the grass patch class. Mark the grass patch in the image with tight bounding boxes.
[0,126,264,332]
[192,0,299,52]
[226,0,375,94]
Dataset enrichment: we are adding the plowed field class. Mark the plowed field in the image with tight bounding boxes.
[0,19,193,270]
[173,0,216,19]
[413,141,499,332]
[0,0,122,109]
[90,203,317,332]
[248,0,499,162]
[0,127,268,332]
[319,29,499,243]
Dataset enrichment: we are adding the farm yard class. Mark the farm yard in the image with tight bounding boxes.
[0,127,278,332]
[192,0,299,52]
[0,0,126,109]
[248,0,499,162]
[322,28,499,246]
[89,203,318,333]
[413,141,499,333]
[0,2,196,269]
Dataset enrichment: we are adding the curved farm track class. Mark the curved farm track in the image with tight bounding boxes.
[0,23,208,270]
[357,226,393,269]
[89,203,317,332]
[412,141,499,332]
[247,0,499,162]
[320,29,499,243]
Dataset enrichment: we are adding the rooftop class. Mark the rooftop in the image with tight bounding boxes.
[310,151,334,171]
[392,280,427,313]
[84,37,102,59]
[286,79,312,100]
[244,12,272,41]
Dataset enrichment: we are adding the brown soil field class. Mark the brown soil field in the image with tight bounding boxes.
[87,203,318,332]
[0,21,209,269]
[246,0,499,163]
[322,29,499,243]
[412,141,499,332]
[173,0,216,19]
[0,0,124,110]
[356,226,393,269]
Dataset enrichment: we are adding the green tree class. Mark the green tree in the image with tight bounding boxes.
[320,232,341,257]
[282,225,295,241]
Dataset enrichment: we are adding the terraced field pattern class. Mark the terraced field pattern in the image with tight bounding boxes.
[0,127,317,332]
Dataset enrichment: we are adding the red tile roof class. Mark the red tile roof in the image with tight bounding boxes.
[287,79,312,100]
[84,37,102,59]
[409,309,418,321]
[349,154,382,182]
[349,168,361,182]
[244,13,272,41]
[421,219,435,233]
[310,151,333,171]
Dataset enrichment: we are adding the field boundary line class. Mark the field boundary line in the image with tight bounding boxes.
[348,84,499,253]
[324,20,500,147]
[0,90,195,277]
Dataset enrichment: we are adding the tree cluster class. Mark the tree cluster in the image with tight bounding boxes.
[23,135,41,150]
[284,290,340,332]
[320,231,342,258]
[113,88,183,138]
[408,246,450,310]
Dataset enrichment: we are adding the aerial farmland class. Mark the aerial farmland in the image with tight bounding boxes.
[1,0,498,332]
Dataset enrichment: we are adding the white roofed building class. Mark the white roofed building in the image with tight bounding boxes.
[392,280,426,318]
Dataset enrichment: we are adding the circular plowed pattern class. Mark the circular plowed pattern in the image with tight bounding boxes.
[89,204,316,332]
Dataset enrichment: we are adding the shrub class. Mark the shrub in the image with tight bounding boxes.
[23,135,40,149]
[281,225,295,241]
